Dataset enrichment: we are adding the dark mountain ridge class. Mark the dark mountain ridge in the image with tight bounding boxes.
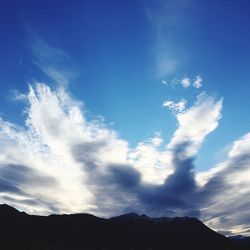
[0,204,247,250]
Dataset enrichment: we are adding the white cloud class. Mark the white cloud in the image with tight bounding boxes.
[151,132,164,146]
[167,93,223,158]
[0,83,172,214]
[2,83,250,235]
[181,77,190,88]
[128,133,173,185]
[228,132,250,158]
[163,99,187,113]
[0,86,223,209]
[162,75,203,89]
[193,75,202,88]
[0,85,95,214]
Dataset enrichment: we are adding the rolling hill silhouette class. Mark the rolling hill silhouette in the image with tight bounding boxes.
[0,204,247,250]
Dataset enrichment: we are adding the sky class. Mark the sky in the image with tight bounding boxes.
[0,0,250,236]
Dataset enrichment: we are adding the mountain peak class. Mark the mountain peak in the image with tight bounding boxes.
[0,204,20,214]
[110,212,140,220]
[0,204,244,250]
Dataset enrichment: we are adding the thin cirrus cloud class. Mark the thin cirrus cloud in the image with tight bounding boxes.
[146,0,192,77]
[29,31,79,86]
[1,81,250,235]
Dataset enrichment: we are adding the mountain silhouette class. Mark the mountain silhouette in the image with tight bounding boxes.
[0,204,247,250]
[229,235,250,250]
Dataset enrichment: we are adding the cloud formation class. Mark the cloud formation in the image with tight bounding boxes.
[196,133,250,235]
[0,83,250,235]
[167,93,223,158]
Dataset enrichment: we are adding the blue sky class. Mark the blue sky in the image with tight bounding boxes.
[1,0,250,169]
[0,0,250,235]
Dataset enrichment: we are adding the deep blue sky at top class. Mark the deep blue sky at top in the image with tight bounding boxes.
[0,0,250,170]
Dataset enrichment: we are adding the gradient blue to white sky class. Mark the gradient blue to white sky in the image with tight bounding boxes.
[0,0,250,236]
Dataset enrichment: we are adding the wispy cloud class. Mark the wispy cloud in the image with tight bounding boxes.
[10,89,27,102]
[161,75,203,89]
[161,78,180,86]
[157,56,179,77]
[29,31,79,86]
[146,0,192,77]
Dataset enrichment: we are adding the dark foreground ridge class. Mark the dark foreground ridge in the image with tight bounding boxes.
[0,204,248,250]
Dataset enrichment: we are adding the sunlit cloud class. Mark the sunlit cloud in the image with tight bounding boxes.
[128,133,172,185]
[0,82,250,234]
